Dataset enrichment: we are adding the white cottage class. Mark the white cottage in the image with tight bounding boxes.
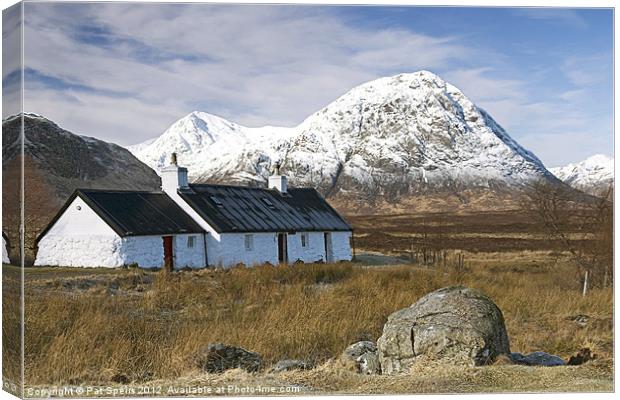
[35,157,353,269]
[35,189,206,269]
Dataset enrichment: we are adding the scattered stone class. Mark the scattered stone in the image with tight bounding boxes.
[343,341,377,360]
[568,348,595,365]
[111,373,130,384]
[357,352,381,375]
[340,341,380,374]
[270,359,314,373]
[509,351,566,367]
[195,343,262,373]
[567,314,590,327]
[377,286,511,374]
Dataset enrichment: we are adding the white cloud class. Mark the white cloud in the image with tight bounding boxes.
[19,3,473,144]
[512,8,588,28]
[9,3,612,169]
[562,53,612,87]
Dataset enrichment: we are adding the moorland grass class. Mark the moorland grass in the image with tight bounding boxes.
[8,256,612,386]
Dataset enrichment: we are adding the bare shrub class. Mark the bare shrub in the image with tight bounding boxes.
[521,181,613,293]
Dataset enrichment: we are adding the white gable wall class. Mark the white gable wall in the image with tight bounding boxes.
[43,197,118,238]
[35,197,123,267]
[330,231,353,261]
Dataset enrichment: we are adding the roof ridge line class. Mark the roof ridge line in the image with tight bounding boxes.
[77,188,165,194]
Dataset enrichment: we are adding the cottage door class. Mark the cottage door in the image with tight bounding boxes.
[324,232,333,263]
[277,233,287,264]
[163,236,174,272]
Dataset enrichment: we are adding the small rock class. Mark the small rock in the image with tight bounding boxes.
[111,373,130,384]
[195,343,262,373]
[270,359,314,373]
[567,314,590,327]
[568,348,595,365]
[357,352,381,375]
[343,341,377,360]
[510,351,566,367]
[341,341,379,374]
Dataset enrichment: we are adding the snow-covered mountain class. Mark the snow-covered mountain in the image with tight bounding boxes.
[550,154,614,196]
[128,71,559,207]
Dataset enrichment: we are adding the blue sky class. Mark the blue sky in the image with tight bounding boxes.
[2,3,613,167]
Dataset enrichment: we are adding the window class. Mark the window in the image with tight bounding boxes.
[187,236,195,248]
[244,234,253,251]
[261,197,276,209]
[301,233,308,248]
[210,195,224,207]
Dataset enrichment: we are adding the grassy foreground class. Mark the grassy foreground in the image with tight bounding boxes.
[2,252,612,394]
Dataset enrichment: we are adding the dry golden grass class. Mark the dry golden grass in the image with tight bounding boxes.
[5,252,611,393]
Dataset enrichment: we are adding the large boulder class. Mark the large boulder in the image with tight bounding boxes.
[377,286,510,374]
[195,343,262,373]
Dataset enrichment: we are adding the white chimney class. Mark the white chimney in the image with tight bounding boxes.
[161,152,189,194]
[268,162,287,193]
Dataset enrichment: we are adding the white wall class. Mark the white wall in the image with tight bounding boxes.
[42,197,119,238]
[35,197,124,267]
[35,197,207,269]
[287,232,327,263]
[330,231,353,261]
[208,232,278,268]
[172,233,207,268]
[206,230,352,268]
[121,234,206,269]
[35,235,125,267]
[120,236,163,268]
[2,236,10,264]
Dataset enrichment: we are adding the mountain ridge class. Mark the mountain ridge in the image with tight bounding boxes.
[128,71,560,209]
[550,154,613,196]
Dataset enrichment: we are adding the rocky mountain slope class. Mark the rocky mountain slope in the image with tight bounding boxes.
[128,71,559,210]
[550,154,614,196]
[2,113,161,199]
[2,113,161,263]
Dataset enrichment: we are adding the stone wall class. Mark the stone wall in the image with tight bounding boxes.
[331,231,353,261]
[208,232,279,268]
[172,233,207,268]
[287,231,327,263]
[35,235,124,267]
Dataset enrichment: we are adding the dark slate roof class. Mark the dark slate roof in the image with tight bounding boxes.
[38,189,205,240]
[178,184,352,233]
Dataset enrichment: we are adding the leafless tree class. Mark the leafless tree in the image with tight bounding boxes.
[522,180,613,294]
[3,155,61,265]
